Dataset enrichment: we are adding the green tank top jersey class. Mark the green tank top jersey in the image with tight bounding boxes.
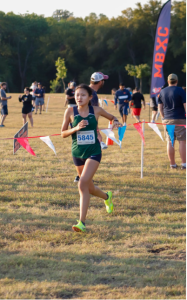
[71,106,101,159]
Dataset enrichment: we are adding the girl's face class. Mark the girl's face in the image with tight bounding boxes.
[75,88,92,106]
[24,89,29,94]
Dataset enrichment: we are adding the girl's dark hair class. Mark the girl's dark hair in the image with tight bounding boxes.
[75,84,93,96]
[25,87,32,92]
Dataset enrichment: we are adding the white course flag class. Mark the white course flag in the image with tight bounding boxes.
[148,123,164,141]
[40,136,57,155]
[100,129,120,146]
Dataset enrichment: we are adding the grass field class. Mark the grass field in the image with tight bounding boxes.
[0,93,186,299]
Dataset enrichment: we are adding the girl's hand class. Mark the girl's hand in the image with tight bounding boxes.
[112,120,123,129]
[75,120,88,131]
[19,95,22,98]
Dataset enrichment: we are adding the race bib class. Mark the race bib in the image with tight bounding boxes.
[77,130,95,145]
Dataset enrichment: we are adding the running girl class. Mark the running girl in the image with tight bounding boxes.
[19,87,34,127]
[61,84,122,232]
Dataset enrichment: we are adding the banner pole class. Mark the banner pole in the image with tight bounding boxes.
[46,96,50,112]
[141,120,145,178]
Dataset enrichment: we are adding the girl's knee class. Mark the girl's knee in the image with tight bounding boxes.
[78,177,89,191]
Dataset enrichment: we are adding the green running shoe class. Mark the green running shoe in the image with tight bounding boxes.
[104,191,113,213]
[72,220,86,232]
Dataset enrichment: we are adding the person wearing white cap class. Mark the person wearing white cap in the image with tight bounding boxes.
[89,72,109,106]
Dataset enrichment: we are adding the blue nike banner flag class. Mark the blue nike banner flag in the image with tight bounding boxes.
[150,0,171,98]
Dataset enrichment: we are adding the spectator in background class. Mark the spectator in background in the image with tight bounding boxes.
[114,83,131,126]
[65,82,76,107]
[130,87,145,122]
[111,88,116,95]
[0,82,12,127]
[89,71,109,146]
[150,96,158,123]
[182,87,186,93]
[158,73,186,169]
[65,82,71,106]
[89,72,109,106]
[34,82,45,114]
[30,81,37,111]
[19,87,34,127]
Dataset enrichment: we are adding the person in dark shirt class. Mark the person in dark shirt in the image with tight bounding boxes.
[65,82,76,107]
[89,72,109,147]
[34,82,45,114]
[114,83,131,126]
[0,82,12,127]
[89,72,109,106]
[19,87,34,127]
[150,96,158,123]
[158,73,186,169]
[130,87,145,122]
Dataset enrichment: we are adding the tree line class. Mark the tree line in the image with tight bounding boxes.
[0,0,185,94]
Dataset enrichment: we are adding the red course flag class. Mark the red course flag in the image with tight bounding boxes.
[133,123,145,144]
[16,138,36,156]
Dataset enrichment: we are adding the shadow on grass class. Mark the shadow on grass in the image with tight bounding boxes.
[0,252,185,295]
[0,207,185,246]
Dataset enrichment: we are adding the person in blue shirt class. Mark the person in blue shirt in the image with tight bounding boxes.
[114,83,131,125]
[34,82,45,114]
[158,73,186,169]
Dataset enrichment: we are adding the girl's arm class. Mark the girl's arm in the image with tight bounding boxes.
[95,107,122,127]
[61,109,89,138]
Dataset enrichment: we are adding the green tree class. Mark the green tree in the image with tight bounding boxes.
[52,10,73,21]
[55,57,67,92]
[0,13,49,91]
[50,78,61,93]
[125,64,151,92]
[182,63,186,73]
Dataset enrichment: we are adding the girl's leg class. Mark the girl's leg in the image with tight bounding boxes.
[88,178,108,199]
[28,112,33,127]
[22,114,27,125]
[76,159,107,223]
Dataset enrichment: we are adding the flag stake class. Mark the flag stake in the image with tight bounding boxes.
[46,96,50,112]
[141,120,145,178]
